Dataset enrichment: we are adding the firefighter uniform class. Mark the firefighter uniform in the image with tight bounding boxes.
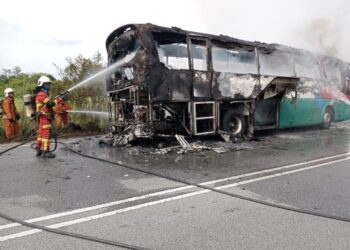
[2,96,20,139]
[35,75,56,158]
[35,89,55,152]
[54,97,72,129]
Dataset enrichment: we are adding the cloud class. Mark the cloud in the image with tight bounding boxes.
[0,0,203,76]
[0,17,82,75]
[0,18,21,35]
[1,0,349,77]
[34,37,82,46]
[0,18,31,69]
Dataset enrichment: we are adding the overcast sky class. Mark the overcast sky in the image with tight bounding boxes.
[1,0,349,77]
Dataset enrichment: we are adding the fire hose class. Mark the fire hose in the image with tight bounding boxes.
[0,106,144,249]
[62,142,350,224]
[0,144,149,250]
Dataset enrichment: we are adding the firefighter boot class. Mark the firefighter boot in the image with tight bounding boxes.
[36,148,42,157]
[42,151,55,158]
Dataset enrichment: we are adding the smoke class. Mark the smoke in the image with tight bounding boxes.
[304,18,339,57]
[194,0,350,62]
[284,1,350,62]
[300,17,347,60]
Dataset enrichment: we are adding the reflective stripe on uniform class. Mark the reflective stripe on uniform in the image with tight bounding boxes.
[41,138,49,151]
[36,104,44,111]
[37,104,49,115]
[42,124,51,129]
[43,98,50,104]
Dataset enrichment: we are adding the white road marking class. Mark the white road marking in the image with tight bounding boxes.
[1,156,349,242]
[217,157,350,189]
[0,151,349,231]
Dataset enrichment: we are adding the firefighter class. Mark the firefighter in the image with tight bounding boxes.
[35,76,56,158]
[2,88,20,139]
[54,96,72,129]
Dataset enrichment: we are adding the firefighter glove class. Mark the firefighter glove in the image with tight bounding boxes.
[46,100,56,108]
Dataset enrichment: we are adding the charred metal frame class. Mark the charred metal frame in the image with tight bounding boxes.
[105,23,350,144]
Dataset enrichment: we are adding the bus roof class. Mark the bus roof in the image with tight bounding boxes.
[106,23,349,65]
[105,23,274,51]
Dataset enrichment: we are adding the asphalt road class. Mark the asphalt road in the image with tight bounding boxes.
[0,120,350,249]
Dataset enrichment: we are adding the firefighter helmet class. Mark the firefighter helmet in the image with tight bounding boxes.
[37,75,52,87]
[4,88,14,97]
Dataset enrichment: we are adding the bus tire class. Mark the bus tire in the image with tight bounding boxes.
[222,110,247,138]
[321,107,332,129]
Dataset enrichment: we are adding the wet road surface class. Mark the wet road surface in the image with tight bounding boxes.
[0,120,350,249]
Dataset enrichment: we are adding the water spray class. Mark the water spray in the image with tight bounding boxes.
[67,110,110,118]
[55,51,137,99]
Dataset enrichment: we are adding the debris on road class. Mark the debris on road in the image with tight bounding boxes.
[151,135,237,155]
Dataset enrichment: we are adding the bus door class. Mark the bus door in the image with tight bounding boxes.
[188,37,215,135]
[188,37,211,98]
[341,71,350,119]
[255,77,299,129]
[342,71,350,100]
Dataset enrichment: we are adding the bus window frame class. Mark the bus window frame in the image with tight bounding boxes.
[211,40,258,75]
[258,49,295,77]
[152,31,190,71]
[188,36,210,72]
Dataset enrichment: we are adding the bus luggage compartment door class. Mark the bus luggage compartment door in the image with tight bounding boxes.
[190,101,216,135]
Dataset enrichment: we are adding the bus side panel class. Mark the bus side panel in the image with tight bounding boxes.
[148,64,170,101]
[343,102,350,120]
[279,98,330,128]
[168,70,192,101]
[333,101,350,121]
[332,101,344,121]
[148,64,192,102]
[212,73,263,99]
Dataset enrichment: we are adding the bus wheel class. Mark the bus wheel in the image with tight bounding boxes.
[222,110,247,138]
[321,107,332,129]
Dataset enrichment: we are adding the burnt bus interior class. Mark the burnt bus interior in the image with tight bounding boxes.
[105,24,343,143]
[254,77,299,128]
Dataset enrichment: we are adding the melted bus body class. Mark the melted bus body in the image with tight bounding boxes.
[105,23,350,145]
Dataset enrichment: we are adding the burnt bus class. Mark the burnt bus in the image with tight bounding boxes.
[105,23,350,145]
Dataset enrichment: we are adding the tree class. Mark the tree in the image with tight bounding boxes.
[2,68,11,78]
[1,66,22,78]
[12,66,22,77]
[52,52,108,132]
[52,52,107,111]
[61,52,104,83]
